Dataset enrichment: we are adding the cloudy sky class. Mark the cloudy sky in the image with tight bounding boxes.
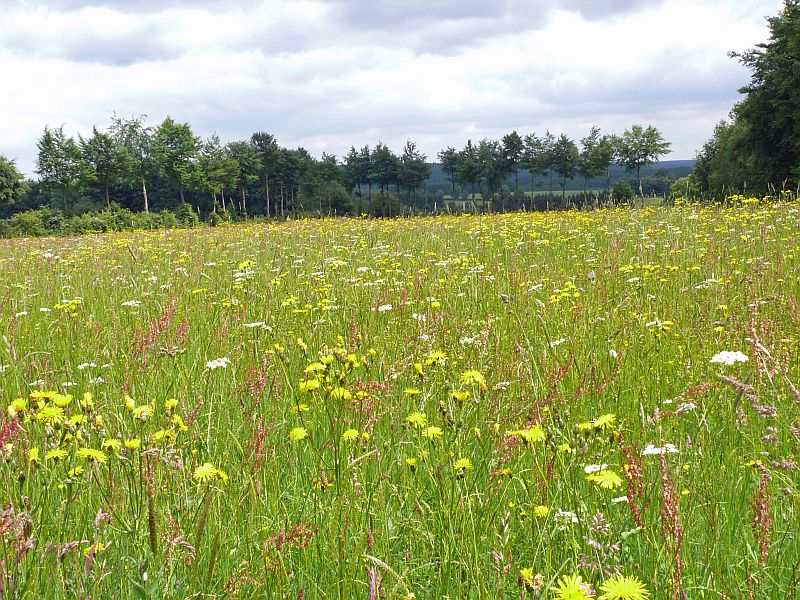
[0,0,784,175]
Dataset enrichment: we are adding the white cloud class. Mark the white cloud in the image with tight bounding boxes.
[0,0,785,176]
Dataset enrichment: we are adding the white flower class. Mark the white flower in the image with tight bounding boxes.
[412,313,426,322]
[549,338,566,347]
[642,443,679,456]
[121,300,141,307]
[243,321,266,328]
[15,311,28,317]
[39,307,52,312]
[608,349,618,359]
[206,357,231,370]
[710,350,749,366]
[89,376,106,384]
[376,304,393,313]
[77,362,97,370]
[583,463,608,474]
[611,496,628,504]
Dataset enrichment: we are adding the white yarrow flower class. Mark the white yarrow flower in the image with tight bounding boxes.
[376,304,392,313]
[206,357,231,370]
[710,350,749,366]
[642,443,679,456]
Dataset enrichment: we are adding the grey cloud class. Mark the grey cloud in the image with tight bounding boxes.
[561,0,666,20]
[2,22,179,65]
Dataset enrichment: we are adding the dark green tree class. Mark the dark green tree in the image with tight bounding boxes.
[369,143,399,196]
[110,115,156,212]
[36,125,84,215]
[502,131,524,193]
[399,140,431,206]
[250,132,279,216]
[78,126,129,208]
[615,125,671,197]
[551,134,579,205]
[437,146,459,196]
[0,155,29,206]
[226,140,261,216]
[455,140,481,194]
[732,0,800,187]
[153,116,201,205]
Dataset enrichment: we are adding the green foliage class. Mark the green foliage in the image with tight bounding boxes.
[0,155,29,205]
[612,180,634,202]
[615,125,671,196]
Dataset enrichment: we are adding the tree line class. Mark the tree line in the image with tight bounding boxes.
[0,116,674,223]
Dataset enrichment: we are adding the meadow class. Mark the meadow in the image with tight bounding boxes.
[0,199,798,599]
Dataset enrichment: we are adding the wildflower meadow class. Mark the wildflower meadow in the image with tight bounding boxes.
[1,199,799,598]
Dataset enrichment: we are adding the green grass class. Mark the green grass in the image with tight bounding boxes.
[0,199,798,598]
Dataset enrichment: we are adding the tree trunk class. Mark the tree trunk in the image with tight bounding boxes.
[637,167,643,198]
[241,186,247,216]
[221,187,226,213]
[179,184,185,204]
[105,182,110,208]
[142,177,149,213]
[265,169,270,217]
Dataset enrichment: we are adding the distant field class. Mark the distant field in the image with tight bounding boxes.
[1,201,798,598]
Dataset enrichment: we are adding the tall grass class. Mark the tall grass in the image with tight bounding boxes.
[0,198,798,598]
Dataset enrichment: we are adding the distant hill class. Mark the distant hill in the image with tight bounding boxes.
[425,159,695,192]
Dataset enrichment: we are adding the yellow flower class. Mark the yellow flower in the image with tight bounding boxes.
[534,505,549,518]
[299,379,320,394]
[35,404,65,427]
[124,395,136,411]
[101,439,122,452]
[592,413,617,431]
[124,437,141,451]
[404,388,421,396]
[164,398,179,413]
[341,429,359,442]
[405,412,427,428]
[587,469,624,490]
[425,350,447,366]
[423,426,443,439]
[28,447,41,464]
[193,462,227,484]
[599,574,650,600]
[132,404,154,421]
[552,574,592,600]
[518,568,543,592]
[451,390,470,404]
[45,448,68,461]
[76,447,108,463]
[414,362,425,377]
[290,403,310,414]
[171,414,188,431]
[459,369,486,390]
[453,458,473,473]
[512,425,546,444]
[405,457,417,471]
[289,427,308,441]
[11,397,27,414]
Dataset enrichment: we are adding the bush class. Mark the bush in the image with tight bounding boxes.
[176,203,200,228]
[612,181,635,202]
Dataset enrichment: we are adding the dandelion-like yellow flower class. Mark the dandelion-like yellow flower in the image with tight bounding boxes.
[341,429,359,442]
[45,448,68,461]
[459,369,486,389]
[552,574,593,600]
[423,426,443,439]
[124,437,141,451]
[599,574,650,600]
[587,469,624,490]
[592,413,617,431]
[405,412,427,428]
[289,427,308,441]
[453,458,473,473]
[76,447,108,464]
[193,462,227,484]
